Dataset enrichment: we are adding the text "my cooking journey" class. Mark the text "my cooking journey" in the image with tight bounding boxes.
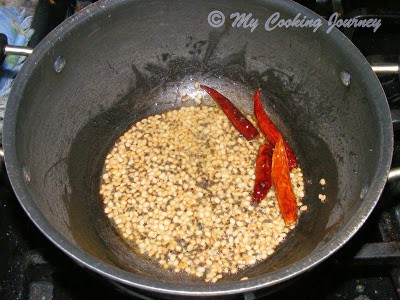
[207,11,382,33]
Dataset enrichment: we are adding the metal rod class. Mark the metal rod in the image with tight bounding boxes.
[4,45,34,56]
[0,148,3,160]
[371,64,400,75]
[388,168,400,182]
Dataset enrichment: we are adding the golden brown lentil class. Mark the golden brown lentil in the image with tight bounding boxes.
[100,106,306,283]
[318,194,327,202]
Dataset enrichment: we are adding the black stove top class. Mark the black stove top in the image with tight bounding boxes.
[1,1,400,299]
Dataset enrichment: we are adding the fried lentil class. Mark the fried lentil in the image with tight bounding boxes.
[100,106,306,283]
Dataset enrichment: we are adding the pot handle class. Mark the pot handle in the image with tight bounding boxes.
[0,36,399,72]
[0,34,398,73]
[0,33,33,65]
[371,63,399,75]
[388,168,400,181]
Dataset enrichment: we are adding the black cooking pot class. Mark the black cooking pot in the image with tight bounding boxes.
[1,0,395,297]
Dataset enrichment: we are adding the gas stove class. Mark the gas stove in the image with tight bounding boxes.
[1,1,400,299]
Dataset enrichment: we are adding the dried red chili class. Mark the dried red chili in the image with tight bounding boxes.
[272,136,298,227]
[252,144,273,204]
[200,85,259,140]
[254,88,298,169]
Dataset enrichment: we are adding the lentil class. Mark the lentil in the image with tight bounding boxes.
[318,194,327,202]
[100,105,306,283]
